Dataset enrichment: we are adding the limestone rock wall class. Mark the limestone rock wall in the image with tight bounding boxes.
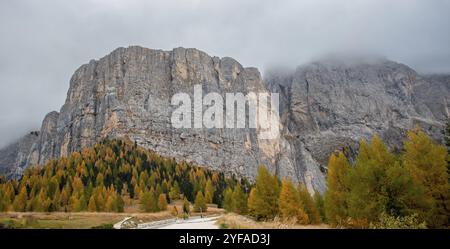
[1,47,449,194]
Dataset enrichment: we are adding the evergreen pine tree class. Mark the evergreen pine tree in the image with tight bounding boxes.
[169,181,181,201]
[60,188,69,208]
[232,184,247,214]
[194,191,207,212]
[182,197,190,215]
[149,188,159,212]
[133,184,141,200]
[116,194,125,212]
[53,187,61,211]
[205,179,215,204]
[0,188,7,211]
[141,189,159,212]
[140,190,152,212]
[222,187,233,212]
[77,194,87,211]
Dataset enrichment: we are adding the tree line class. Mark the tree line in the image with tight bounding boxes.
[0,127,448,228]
[0,139,248,213]
[222,165,324,225]
[220,128,449,228]
[325,129,449,228]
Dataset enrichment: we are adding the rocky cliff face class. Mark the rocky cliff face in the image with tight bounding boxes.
[0,131,39,176]
[2,46,291,187]
[0,47,448,193]
[266,58,449,181]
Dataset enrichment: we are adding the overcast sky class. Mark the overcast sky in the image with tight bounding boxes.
[0,0,449,147]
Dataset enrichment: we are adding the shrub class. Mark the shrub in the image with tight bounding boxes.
[369,212,427,229]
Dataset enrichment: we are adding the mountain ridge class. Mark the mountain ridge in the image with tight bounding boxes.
[1,46,448,194]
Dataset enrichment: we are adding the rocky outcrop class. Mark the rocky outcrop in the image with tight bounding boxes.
[266,58,449,186]
[27,111,59,166]
[0,143,18,175]
[0,131,39,176]
[0,47,448,194]
[414,74,450,123]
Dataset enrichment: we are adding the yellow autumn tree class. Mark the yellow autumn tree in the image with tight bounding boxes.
[279,179,308,224]
[158,193,168,211]
[324,151,350,226]
[298,185,321,224]
[250,166,280,220]
[346,137,394,226]
[13,186,28,212]
[222,187,233,212]
[346,136,427,228]
[247,187,257,216]
[403,129,450,228]
[232,184,247,214]
[204,179,215,204]
[88,195,97,212]
[194,191,207,212]
[168,181,180,201]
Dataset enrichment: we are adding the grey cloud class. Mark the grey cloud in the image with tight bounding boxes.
[0,0,449,147]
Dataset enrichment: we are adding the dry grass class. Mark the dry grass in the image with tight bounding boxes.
[3,200,330,229]
[0,211,171,229]
[0,202,225,229]
[216,213,330,229]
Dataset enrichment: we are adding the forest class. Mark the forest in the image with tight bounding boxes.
[221,128,449,228]
[0,128,449,228]
[0,139,249,214]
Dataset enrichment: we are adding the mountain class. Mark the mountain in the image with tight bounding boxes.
[266,58,449,182]
[0,46,448,193]
[2,46,281,186]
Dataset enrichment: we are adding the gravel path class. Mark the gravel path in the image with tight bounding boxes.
[157,217,219,229]
[157,216,220,229]
[126,216,221,229]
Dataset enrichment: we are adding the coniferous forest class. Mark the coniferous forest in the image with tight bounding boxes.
[219,128,449,228]
[325,129,449,228]
[0,139,249,214]
[0,128,449,228]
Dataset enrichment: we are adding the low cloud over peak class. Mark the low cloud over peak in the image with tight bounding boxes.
[1,0,449,147]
